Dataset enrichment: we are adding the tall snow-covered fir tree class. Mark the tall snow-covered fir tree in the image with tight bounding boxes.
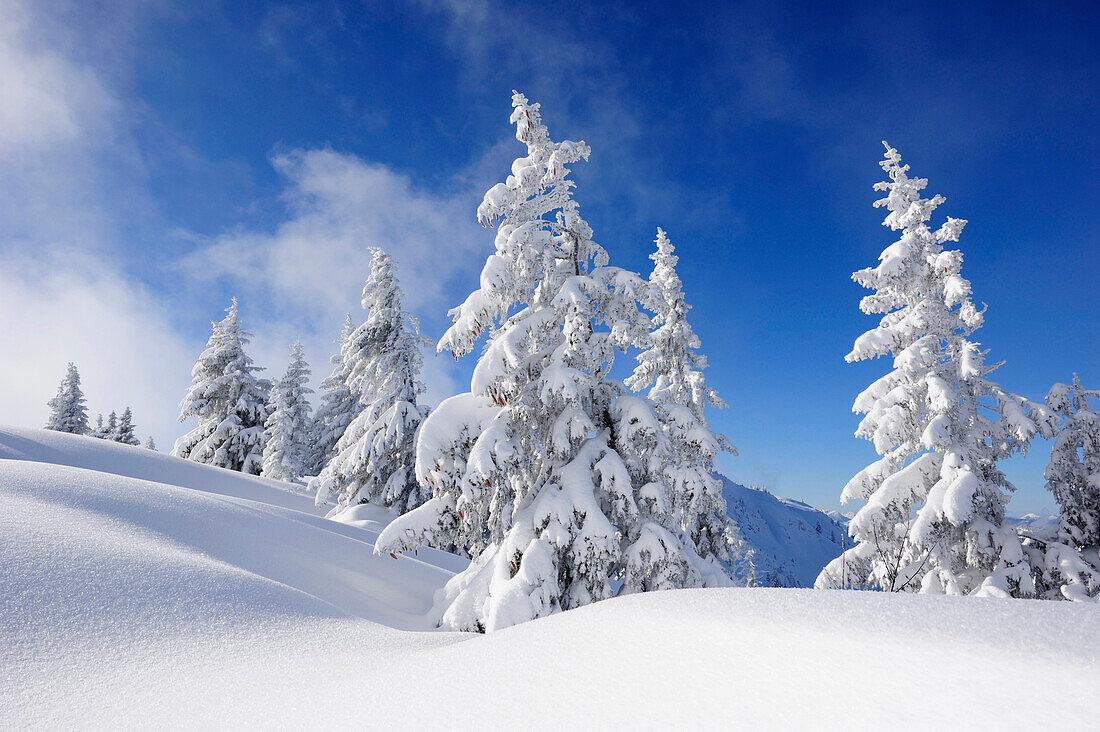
[310,248,432,513]
[624,228,750,586]
[309,314,360,474]
[46,363,89,435]
[172,298,271,474]
[815,142,1054,597]
[1023,377,1100,601]
[377,93,734,632]
[262,339,315,484]
[115,407,140,446]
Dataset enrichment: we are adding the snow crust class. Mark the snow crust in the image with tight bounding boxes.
[3,426,1097,729]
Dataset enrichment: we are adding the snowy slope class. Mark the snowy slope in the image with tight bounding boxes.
[0,424,322,514]
[3,427,1098,729]
[722,478,847,587]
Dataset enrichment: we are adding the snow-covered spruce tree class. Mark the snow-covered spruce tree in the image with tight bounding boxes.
[623,227,751,587]
[1025,377,1100,601]
[309,248,431,513]
[91,414,107,439]
[815,142,1054,597]
[376,93,729,631]
[104,410,119,440]
[262,339,315,484]
[309,314,360,474]
[115,407,140,446]
[173,298,271,474]
[46,363,89,434]
[145,436,157,451]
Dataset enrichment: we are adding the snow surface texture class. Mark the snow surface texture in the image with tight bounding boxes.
[3,426,1098,729]
[721,478,848,587]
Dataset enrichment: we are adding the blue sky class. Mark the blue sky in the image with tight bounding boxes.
[1,0,1096,513]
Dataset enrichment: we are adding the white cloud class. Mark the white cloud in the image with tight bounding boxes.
[0,251,194,450]
[181,147,495,403]
[0,0,116,153]
[185,148,485,318]
[0,0,154,255]
[0,0,200,449]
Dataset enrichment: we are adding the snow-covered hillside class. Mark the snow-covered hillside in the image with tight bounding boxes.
[3,426,1098,729]
[722,478,847,587]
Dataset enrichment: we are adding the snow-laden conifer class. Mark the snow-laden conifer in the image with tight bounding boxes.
[91,414,107,439]
[816,143,1054,597]
[376,93,729,631]
[624,227,750,586]
[115,407,140,446]
[145,436,157,451]
[309,315,360,474]
[173,298,271,474]
[310,248,431,513]
[627,228,728,421]
[104,411,119,440]
[1023,377,1100,601]
[262,339,315,484]
[46,363,89,435]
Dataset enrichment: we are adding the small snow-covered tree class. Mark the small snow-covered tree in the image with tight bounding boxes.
[91,414,107,439]
[173,298,271,474]
[310,248,431,513]
[310,315,360,473]
[46,363,89,434]
[624,227,749,586]
[816,142,1054,597]
[1025,377,1100,601]
[115,407,140,446]
[262,339,315,484]
[376,93,726,631]
[145,436,157,451]
[104,411,119,440]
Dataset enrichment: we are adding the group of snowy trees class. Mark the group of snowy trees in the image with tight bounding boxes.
[170,249,432,499]
[373,92,746,631]
[167,92,749,634]
[45,97,1095,619]
[45,363,153,449]
[815,143,1098,602]
[91,408,141,446]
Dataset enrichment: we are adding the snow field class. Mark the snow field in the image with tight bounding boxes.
[2,426,1097,729]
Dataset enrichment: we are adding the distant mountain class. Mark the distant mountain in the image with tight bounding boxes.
[721,479,1061,589]
[1008,513,1059,536]
[721,477,847,588]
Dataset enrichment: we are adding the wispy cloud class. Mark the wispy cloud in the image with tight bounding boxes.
[0,249,194,447]
[0,0,198,446]
[179,146,495,403]
[184,147,484,318]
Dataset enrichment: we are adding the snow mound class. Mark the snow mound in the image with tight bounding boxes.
[3,426,1098,728]
[722,478,847,586]
[390,589,1100,729]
